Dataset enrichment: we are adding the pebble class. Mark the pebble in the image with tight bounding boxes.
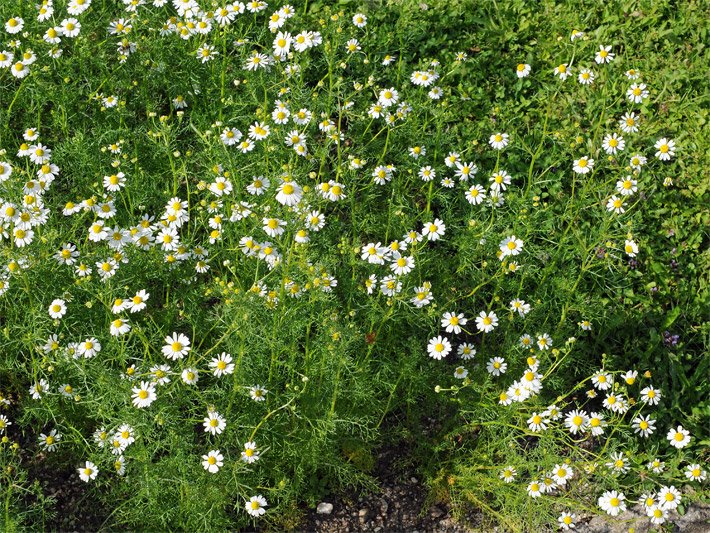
[316,502,334,515]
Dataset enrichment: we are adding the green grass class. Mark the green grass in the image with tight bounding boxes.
[0,0,707,531]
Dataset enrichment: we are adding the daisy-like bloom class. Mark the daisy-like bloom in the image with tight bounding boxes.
[527,480,543,498]
[61,18,81,38]
[499,466,516,483]
[629,153,647,170]
[455,161,477,181]
[648,458,665,473]
[603,392,628,413]
[249,385,268,402]
[543,404,563,421]
[409,145,426,158]
[209,177,233,197]
[241,441,260,464]
[602,133,625,155]
[515,63,531,78]
[486,357,507,376]
[606,195,625,215]
[499,235,523,258]
[202,449,224,473]
[591,371,612,391]
[572,156,594,174]
[565,410,589,435]
[654,138,676,161]
[162,332,191,360]
[181,368,199,385]
[489,132,509,150]
[345,38,361,53]
[115,424,135,446]
[78,338,101,359]
[245,495,268,517]
[453,366,469,379]
[210,352,235,377]
[127,289,149,313]
[640,385,661,405]
[552,464,574,487]
[48,299,67,319]
[427,335,451,360]
[39,429,61,452]
[498,391,512,406]
[595,45,614,64]
[418,166,436,182]
[150,364,171,386]
[527,413,548,432]
[263,217,286,238]
[325,181,346,202]
[577,68,594,85]
[570,29,584,41]
[619,111,640,133]
[352,13,367,28]
[131,381,157,408]
[632,415,656,438]
[422,218,446,241]
[13,227,34,247]
[617,176,638,196]
[203,410,226,435]
[110,317,131,336]
[598,490,626,516]
[621,370,638,385]
[606,452,629,474]
[220,127,242,146]
[476,311,499,333]
[667,425,691,449]
[411,285,433,307]
[248,121,270,141]
[554,63,571,80]
[441,312,467,334]
[641,492,658,512]
[627,83,649,103]
[390,255,415,276]
[658,485,682,510]
[0,414,11,433]
[379,87,400,107]
[536,333,552,350]
[647,505,668,525]
[588,412,607,436]
[78,461,98,482]
[247,175,270,196]
[196,44,218,63]
[558,512,576,530]
[30,379,50,400]
[465,184,486,205]
[685,464,707,482]
[509,299,531,316]
[275,181,303,206]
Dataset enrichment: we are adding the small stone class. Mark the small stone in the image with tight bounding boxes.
[316,502,334,515]
[358,508,369,523]
[430,505,444,518]
[410,476,418,483]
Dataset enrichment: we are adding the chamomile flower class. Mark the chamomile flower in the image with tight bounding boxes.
[536,333,552,350]
[203,411,226,435]
[558,512,576,530]
[202,450,224,473]
[453,366,469,379]
[598,490,626,516]
[78,461,98,482]
[606,452,629,474]
[657,485,681,510]
[427,336,451,360]
[577,68,594,85]
[554,63,571,80]
[210,353,235,377]
[465,184,486,205]
[527,413,548,432]
[629,153,647,170]
[249,385,268,401]
[39,429,61,452]
[595,45,614,64]
[602,133,625,155]
[441,312,467,334]
[245,495,268,517]
[486,357,507,376]
[666,425,691,449]
[654,138,676,161]
[588,412,607,436]
[489,132,509,150]
[565,410,588,434]
[110,317,131,336]
[48,299,67,319]
[619,111,640,133]
[181,368,199,385]
[162,332,191,360]
[685,464,707,482]
[647,458,665,473]
[606,195,625,215]
[241,441,260,463]
[476,311,498,333]
[617,176,638,196]
[627,83,649,103]
[515,63,531,78]
[499,235,523,258]
[640,385,661,405]
[572,156,594,174]
[131,381,157,408]
[499,466,516,483]
[422,218,446,241]
[591,371,613,390]
[632,415,656,438]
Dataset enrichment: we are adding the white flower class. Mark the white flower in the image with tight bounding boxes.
[476,311,498,333]
[162,332,191,360]
[598,490,626,516]
[352,13,367,28]
[78,461,98,482]
[427,336,451,360]
[202,450,224,473]
[489,132,509,150]
[131,381,157,408]
[441,312,467,334]
[499,235,523,258]
[241,441,260,464]
[627,83,649,103]
[595,45,614,64]
[657,485,681,510]
[245,495,268,517]
[666,425,691,449]
[203,411,226,435]
[573,156,594,174]
[602,133,625,155]
[422,218,446,241]
[486,357,506,376]
[48,299,67,319]
[654,138,676,161]
[515,63,531,78]
[210,353,235,377]
[578,68,594,85]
